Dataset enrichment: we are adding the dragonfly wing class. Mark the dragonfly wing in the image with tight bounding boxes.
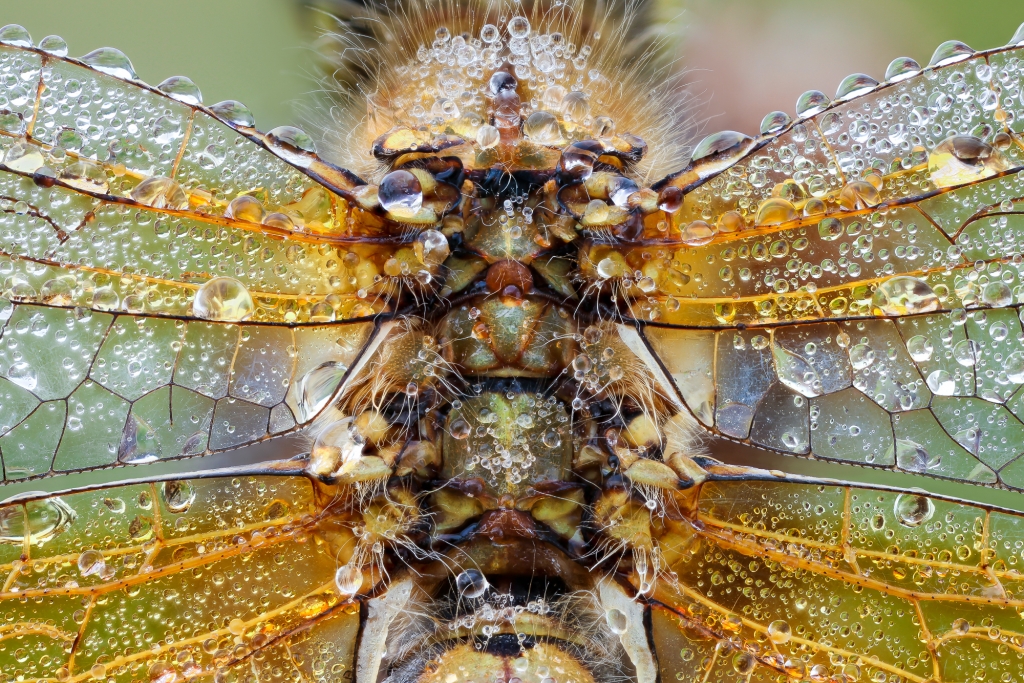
[585,41,1024,488]
[0,470,360,681]
[651,470,1024,683]
[0,43,430,481]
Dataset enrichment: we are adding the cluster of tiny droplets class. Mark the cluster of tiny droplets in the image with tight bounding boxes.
[390,14,618,147]
[454,393,567,486]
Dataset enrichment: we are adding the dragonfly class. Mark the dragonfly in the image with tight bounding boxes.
[1,2,1024,681]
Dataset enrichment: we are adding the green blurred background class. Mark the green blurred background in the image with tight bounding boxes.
[2,0,1024,505]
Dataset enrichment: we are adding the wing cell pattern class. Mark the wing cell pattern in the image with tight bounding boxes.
[604,44,1024,489]
[0,303,375,479]
[652,477,1024,683]
[0,474,357,683]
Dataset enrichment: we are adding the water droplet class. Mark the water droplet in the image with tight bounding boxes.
[157,76,202,105]
[952,618,970,635]
[561,90,589,123]
[0,110,25,136]
[59,159,108,193]
[298,361,348,422]
[335,564,363,596]
[605,608,628,634]
[982,281,1012,307]
[953,339,978,367]
[885,57,921,82]
[755,197,797,226]
[476,124,499,149]
[872,277,939,316]
[481,24,499,43]
[795,90,830,118]
[733,652,756,675]
[80,47,137,80]
[209,100,255,128]
[457,569,489,598]
[835,73,879,100]
[608,176,639,208]
[379,170,423,215]
[929,135,1008,188]
[0,25,31,48]
[225,195,265,223]
[1011,22,1024,46]
[0,496,76,546]
[450,418,471,440]
[4,142,43,173]
[1006,351,1024,383]
[894,494,935,528]
[767,619,791,643]
[416,229,450,267]
[489,71,518,95]
[759,110,791,135]
[523,111,562,145]
[906,335,934,362]
[92,286,119,311]
[130,176,188,210]
[161,481,196,514]
[77,549,106,577]
[192,277,254,322]
[691,130,752,162]
[508,16,531,39]
[37,35,67,56]
[681,220,717,246]
[7,361,36,391]
[926,369,955,395]
[929,40,973,67]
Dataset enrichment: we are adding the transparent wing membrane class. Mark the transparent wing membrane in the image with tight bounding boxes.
[0,472,358,682]
[595,43,1024,489]
[652,474,1024,683]
[0,303,375,480]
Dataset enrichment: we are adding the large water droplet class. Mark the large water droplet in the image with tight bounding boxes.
[691,130,752,162]
[795,90,830,118]
[59,159,108,194]
[926,369,955,395]
[225,195,265,223]
[161,480,196,514]
[906,335,934,362]
[523,111,562,145]
[759,111,791,135]
[605,608,628,635]
[929,40,973,67]
[1011,22,1024,46]
[476,124,499,149]
[767,620,792,644]
[157,76,202,105]
[507,16,531,39]
[0,25,31,48]
[1006,351,1024,383]
[896,438,939,472]
[872,277,939,316]
[928,135,1008,188]
[415,229,450,267]
[4,142,43,173]
[0,495,76,545]
[608,176,639,208]
[773,344,821,397]
[80,47,137,80]
[209,100,255,128]
[118,414,162,464]
[298,361,349,422]
[894,493,935,528]
[37,35,67,56]
[885,57,920,82]
[456,569,489,598]
[755,197,797,226]
[192,277,254,322]
[835,73,879,101]
[982,281,1012,307]
[130,176,188,210]
[7,360,37,391]
[379,170,423,215]
[267,125,316,156]
[77,548,106,577]
[335,564,363,596]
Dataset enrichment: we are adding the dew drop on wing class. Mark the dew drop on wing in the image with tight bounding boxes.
[161,481,196,514]
[157,75,202,105]
[379,169,424,214]
[298,361,349,422]
[896,438,939,472]
[605,607,628,634]
[871,276,939,316]
[209,100,256,128]
[192,277,254,322]
[37,34,67,56]
[79,47,137,80]
[0,494,76,546]
[0,24,32,48]
[906,335,934,362]
[335,564,363,596]
[894,493,935,527]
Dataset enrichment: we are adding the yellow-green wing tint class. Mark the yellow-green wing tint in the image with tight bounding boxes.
[609,41,1024,489]
[0,41,439,324]
[652,474,1024,683]
[0,472,358,682]
[0,305,375,479]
